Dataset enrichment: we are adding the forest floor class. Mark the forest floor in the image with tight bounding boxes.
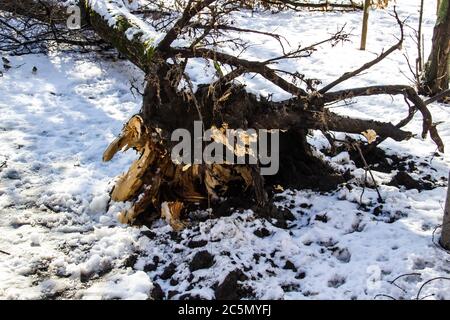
[0,0,449,300]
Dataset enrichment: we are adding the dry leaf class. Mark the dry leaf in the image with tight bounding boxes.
[362,129,377,144]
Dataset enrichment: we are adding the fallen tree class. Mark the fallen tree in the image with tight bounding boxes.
[0,0,445,229]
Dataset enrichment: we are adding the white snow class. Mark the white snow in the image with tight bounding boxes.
[87,0,164,46]
[81,271,153,300]
[0,0,449,300]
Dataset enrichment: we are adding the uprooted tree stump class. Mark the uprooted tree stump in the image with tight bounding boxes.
[2,0,445,230]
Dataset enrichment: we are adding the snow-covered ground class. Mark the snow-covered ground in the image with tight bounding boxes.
[1,0,449,300]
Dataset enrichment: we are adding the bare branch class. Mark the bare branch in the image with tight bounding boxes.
[319,7,404,93]
[170,47,308,96]
[322,84,444,152]
[157,0,217,51]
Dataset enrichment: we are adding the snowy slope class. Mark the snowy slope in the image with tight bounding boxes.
[0,0,449,300]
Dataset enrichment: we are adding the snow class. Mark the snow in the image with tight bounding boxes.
[0,0,449,300]
[87,0,164,46]
[81,271,154,300]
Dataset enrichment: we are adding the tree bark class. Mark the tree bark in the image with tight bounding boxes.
[422,0,450,97]
[441,171,450,250]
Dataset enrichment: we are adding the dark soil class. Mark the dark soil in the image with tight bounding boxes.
[256,203,296,229]
[265,130,346,191]
[388,171,433,190]
[186,239,208,248]
[160,263,177,280]
[349,146,409,173]
[283,260,297,272]
[189,251,215,272]
[254,228,271,238]
[214,269,250,300]
[150,283,165,300]
[350,146,441,192]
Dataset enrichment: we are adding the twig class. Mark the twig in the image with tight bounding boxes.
[0,249,11,255]
[359,165,368,205]
[373,294,397,300]
[416,277,450,300]
[376,274,450,300]
[354,143,383,203]
[389,273,422,293]
[419,293,435,300]
[157,0,217,51]
[129,78,144,99]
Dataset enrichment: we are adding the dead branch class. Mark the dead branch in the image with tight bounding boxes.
[416,277,450,300]
[157,0,217,51]
[322,85,444,152]
[170,47,308,96]
[319,7,404,94]
[260,0,363,11]
[0,0,106,55]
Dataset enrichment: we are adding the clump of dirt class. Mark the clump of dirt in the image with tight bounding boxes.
[388,171,433,190]
[186,239,208,248]
[214,269,251,300]
[150,283,165,300]
[255,203,295,229]
[189,251,215,272]
[328,275,346,288]
[283,260,297,272]
[371,204,408,223]
[348,146,442,192]
[210,196,253,218]
[160,263,177,280]
[254,227,271,238]
[349,146,412,173]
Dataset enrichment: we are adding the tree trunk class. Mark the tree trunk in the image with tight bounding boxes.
[441,171,450,250]
[360,0,371,50]
[421,0,450,97]
[417,0,425,76]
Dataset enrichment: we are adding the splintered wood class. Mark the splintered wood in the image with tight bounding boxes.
[103,115,256,230]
